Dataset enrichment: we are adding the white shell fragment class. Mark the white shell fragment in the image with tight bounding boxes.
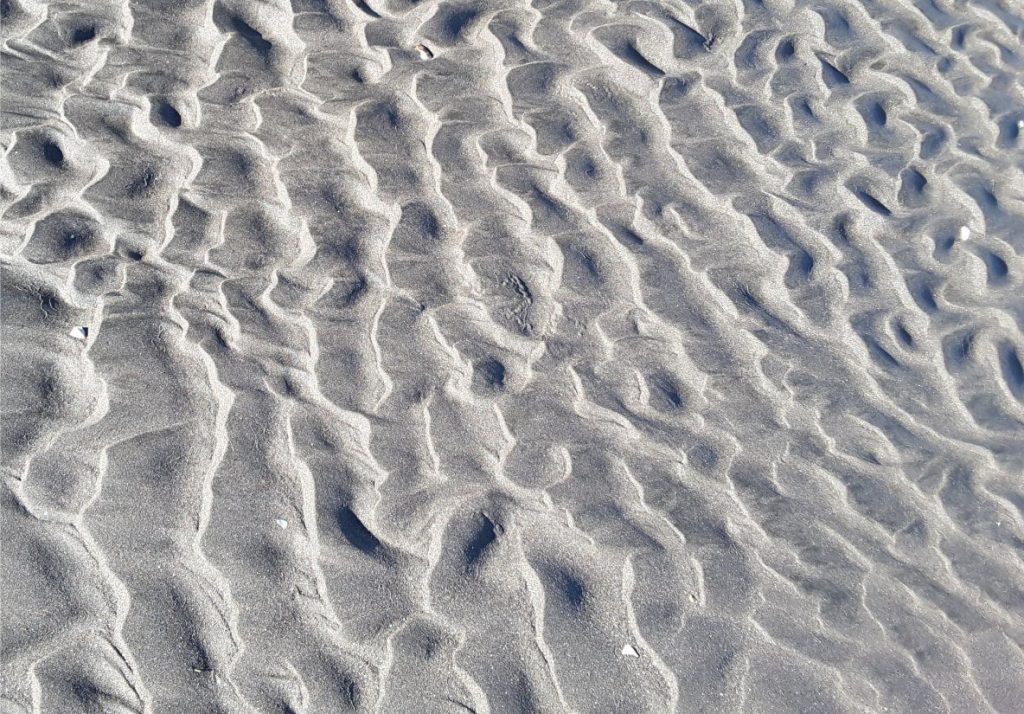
[275,518,288,529]
[957,226,971,241]
[621,644,640,657]
[70,326,88,340]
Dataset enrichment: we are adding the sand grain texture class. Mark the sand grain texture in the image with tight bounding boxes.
[3,0,1024,711]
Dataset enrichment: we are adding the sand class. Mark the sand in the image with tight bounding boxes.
[2,0,1024,711]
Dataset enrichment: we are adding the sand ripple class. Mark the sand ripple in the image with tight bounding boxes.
[3,0,1024,710]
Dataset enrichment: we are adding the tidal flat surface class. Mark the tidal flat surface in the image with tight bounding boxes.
[3,0,1024,711]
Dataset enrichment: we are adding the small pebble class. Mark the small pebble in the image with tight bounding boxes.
[621,644,640,657]
[70,326,88,340]
[957,226,971,241]
[276,518,288,529]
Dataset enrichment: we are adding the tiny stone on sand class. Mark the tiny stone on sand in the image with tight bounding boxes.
[276,518,288,529]
[957,226,971,241]
[70,326,88,339]
[621,644,640,657]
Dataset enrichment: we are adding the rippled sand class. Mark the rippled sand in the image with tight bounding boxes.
[3,0,1024,711]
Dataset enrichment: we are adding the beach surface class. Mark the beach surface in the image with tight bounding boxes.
[3,0,1024,711]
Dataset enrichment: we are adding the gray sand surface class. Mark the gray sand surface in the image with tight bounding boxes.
[3,0,1024,711]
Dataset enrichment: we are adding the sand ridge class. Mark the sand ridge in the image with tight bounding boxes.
[3,0,1024,711]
